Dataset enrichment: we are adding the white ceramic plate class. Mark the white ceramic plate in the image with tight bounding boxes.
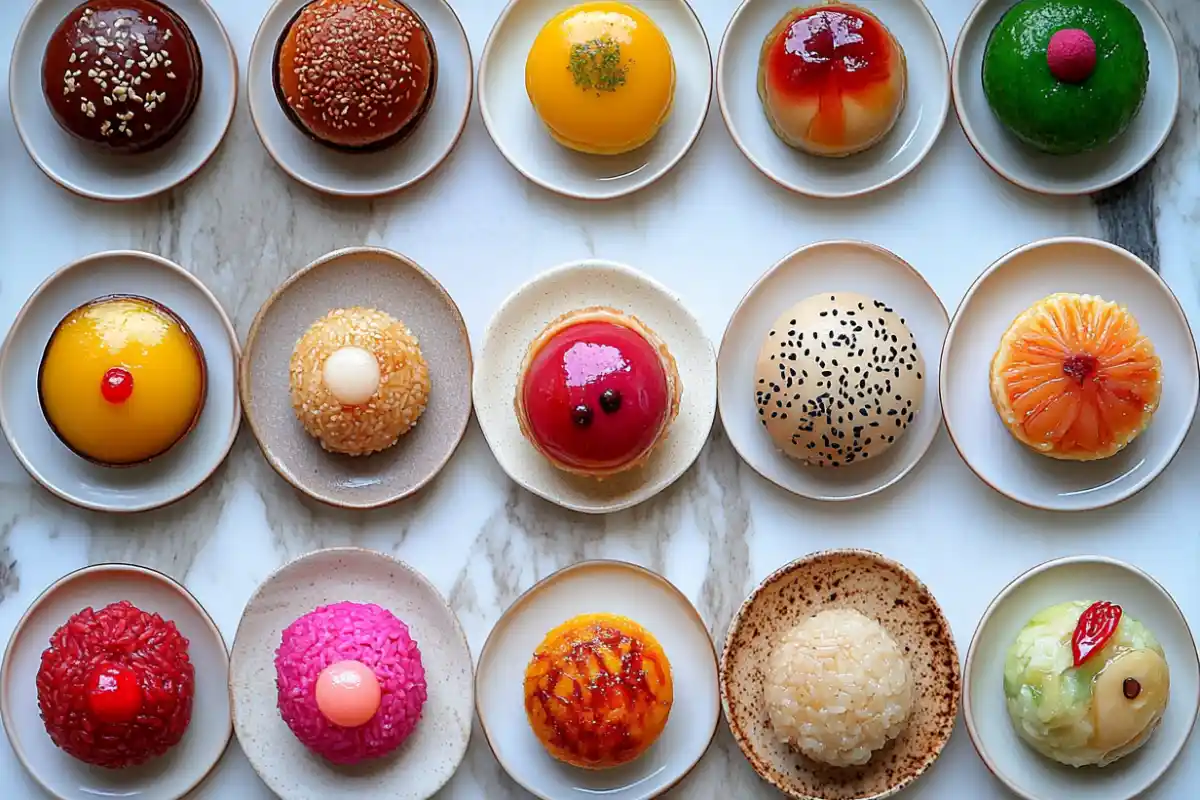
[718,0,950,198]
[478,0,712,200]
[0,564,232,800]
[474,259,717,513]
[952,0,1180,196]
[247,0,472,197]
[476,560,719,800]
[719,241,947,501]
[229,547,473,800]
[9,0,237,202]
[0,250,241,513]
[940,237,1198,511]
[963,556,1200,800]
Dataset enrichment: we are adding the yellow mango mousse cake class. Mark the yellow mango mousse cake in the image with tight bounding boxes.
[525,2,675,155]
[38,296,206,466]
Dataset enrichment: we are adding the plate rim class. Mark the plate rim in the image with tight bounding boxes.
[960,554,1200,800]
[227,545,474,800]
[716,239,949,501]
[245,0,474,199]
[937,235,1200,512]
[476,0,714,201]
[0,249,243,514]
[472,257,717,514]
[473,558,720,800]
[8,0,240,203]
[238,245,474,510]
[950,0,1182,197]
[718,547,961,800]
[0,562,233,800]
[716,0,951,200]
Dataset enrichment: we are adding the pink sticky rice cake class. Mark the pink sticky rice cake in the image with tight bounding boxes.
[274,601,427,763]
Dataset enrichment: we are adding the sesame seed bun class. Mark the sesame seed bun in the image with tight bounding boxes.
[273,0,438,152]
[41,0,203,154]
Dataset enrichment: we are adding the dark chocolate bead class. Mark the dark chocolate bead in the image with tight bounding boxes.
[599,389,622,413]
[572,404,593,427]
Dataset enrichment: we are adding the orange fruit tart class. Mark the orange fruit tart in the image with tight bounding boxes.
[524,613,673,769]
[990,293,1162,461]
[38,296,206,466]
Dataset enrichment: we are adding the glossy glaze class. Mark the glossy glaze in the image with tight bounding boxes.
[520,320,670,472]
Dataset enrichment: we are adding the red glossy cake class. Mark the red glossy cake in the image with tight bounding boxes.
[758,4,906,157]
[41,0,203,154]
[36,600,194,768]
[515,307,681,478]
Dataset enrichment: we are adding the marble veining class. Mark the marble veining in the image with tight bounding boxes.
[2,1,1200,799]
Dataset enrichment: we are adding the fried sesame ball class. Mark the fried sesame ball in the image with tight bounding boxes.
[289,307,430,456]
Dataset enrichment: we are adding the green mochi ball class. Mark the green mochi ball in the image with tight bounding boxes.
[982,0,1150,155]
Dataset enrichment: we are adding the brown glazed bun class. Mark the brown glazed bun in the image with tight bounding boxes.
[41,0,203,154]
[273,0,438,152]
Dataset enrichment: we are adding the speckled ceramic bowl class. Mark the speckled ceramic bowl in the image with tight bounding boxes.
[240,247,472,509]
[721,549,960,800]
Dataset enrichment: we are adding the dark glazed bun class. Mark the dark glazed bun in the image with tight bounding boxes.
[273,0,437,152]
[41,0,203,154]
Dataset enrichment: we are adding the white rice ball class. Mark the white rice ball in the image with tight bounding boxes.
[765,608,913,767]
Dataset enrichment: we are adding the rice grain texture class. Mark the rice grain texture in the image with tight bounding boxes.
[764,608,913,767]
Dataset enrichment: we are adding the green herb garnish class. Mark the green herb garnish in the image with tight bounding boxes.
[568,36,630,93]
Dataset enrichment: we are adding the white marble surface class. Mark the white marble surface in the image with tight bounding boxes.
[1,1,1199,798]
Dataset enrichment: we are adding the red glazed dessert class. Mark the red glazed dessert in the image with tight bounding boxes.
[41,0,204,154]
[515,307,681,478]
[758,4,906,157]
[36,600,194,768]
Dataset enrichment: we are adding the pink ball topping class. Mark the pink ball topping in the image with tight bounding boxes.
[1047,28,1097,84]
[315,660,381,728]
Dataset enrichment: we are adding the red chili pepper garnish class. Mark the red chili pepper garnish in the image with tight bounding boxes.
[1072,601,1122,667]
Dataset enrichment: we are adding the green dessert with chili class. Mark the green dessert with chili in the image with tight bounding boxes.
[524,2,676,155]
[1004,600,1170,767]
[982,0,1150,155]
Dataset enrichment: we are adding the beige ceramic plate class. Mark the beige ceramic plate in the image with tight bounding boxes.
[0,250,241,513]
[963,556,1200,800]
[0,564,231,800]
[940,237,1199,512]
[240,247,472,509]
[9,0,238,202]
[718,241,947,501]
[473,259,716,513]
[247,0,473,197]
[721,549,960,800]
[952,0,1180,196]
[229,547,473,800]
[475,560,720,800]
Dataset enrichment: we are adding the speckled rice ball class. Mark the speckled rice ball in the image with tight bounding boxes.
[290,307,430,455]
[764,608,913,767]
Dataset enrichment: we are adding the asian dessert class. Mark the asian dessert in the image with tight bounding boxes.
[42,0,203,154]
[36,600,194,768]
[1005,600,1170,767]
[290,307,430,456]
[982,0,1150,154]
[758,5,907,157]
[274,0,438,151]
[754,293,924,467]
[991,293,1161,461]
[515,307,681,478]
[39,295,206,466]
[765,608,913,767]
[524,613,673,768]
[526,2,675,155]
[275,602,427,764]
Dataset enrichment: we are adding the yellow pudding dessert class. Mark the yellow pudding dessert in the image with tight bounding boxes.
[38,296,206,466]
[524,613,673,769]
[525,2,675,155]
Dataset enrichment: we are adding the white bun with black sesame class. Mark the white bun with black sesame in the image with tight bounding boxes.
[753,292,925,467]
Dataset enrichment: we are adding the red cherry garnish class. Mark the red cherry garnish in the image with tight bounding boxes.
[85,663,143,724]
[100,367,134,404]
